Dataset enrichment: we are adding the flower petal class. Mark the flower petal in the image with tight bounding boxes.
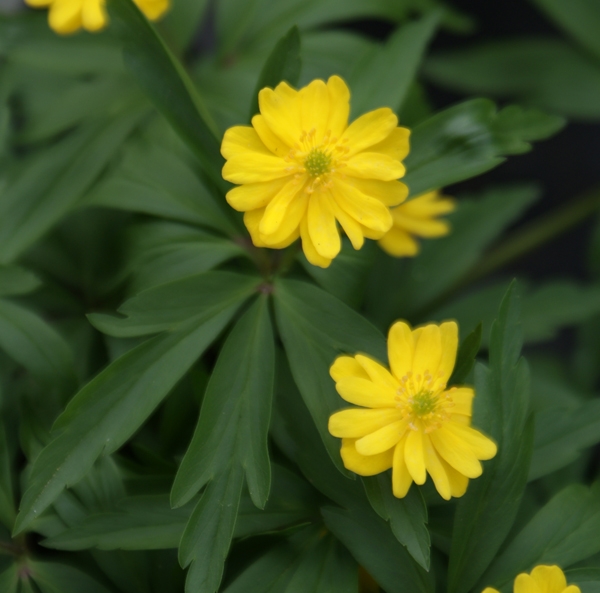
[429,426,483,478]
[221,126,270,160]
[423,433,451,500]
[300,217,332,268]
[449,387,474,417]
[515,574,543,593]
[438,321,459,383]
[259,179,305,235]
[345,152,406,181]
[49,0,83,34]
[355,355,398,390]
[349,178,408,207]
[307,193,341,259]
[405,428,427,484]
[252,114,290,157]
[82,0,107,30]
[300,79,329,143]
[412,324,442,382]
[388,321,414,381]
[244,209,299,249]
[440,456,469,497]
[258,82,302,148]
[355,420,408,455]
[400,191,455,217]
[391,211,451,237]
[331,178,393,234]
[327,76,350,138]
[261,192,307,245]
[378,228,419,257]
[341,108,398,157]
[443,421,497,460]
[226,177,289,212]
[327,192,365,250]
[341,438,393,476]
[530,566,567,593]
[135,0,169,20]
[392,436,413,497]
[329,408,404,438]
[330,356,370,382]
[368,126,410,161]
[335,377,397,408]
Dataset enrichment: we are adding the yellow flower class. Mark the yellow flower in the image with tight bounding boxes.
[25,0,170,35]
[328,320,497,500]
[221,76,410,268]
[378,190,455,257]
[483,565,580,593]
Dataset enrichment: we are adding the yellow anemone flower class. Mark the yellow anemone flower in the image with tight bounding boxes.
[221,76,410,268]
[378,190,455,257]
[25,0,170,35]
[483,565,580,593]
[328,320,497,500]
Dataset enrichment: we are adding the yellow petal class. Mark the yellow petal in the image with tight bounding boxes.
[378,228,419,257]
[335,377,397,408]
[327,192,365,250]
[329,408,404,438]
[300,217,332,268]
[423,433,451,500]
[530,566,567,593]
[82,0,107,31]
[135,0,169,19]
[252,114,290,157]
[258,82,302,148]
[341,438,393,476]
[307,193,341,259]
[300,79,329,143]
[438,321,459,383]
[355,355,398,390]
[349,178,409,207]
[412,324,442,380]
[330,356,369,382]
[355,420,407,455]
[327,76,350,138]
[391,211,451,237]
[405,428,427,484]
[226,177,289,212]
[430,426,483,478]
[563,587,581,593]
[261,191,307,245]
[341,107,398,157]
[221,126,271,160]
[331,178,393,233]
[400,191,455,217]
[482,588,501,593]
[443,421,497,460]
[223,154,290,185]
[244,209,298,249]
[259,179,305,235]
[345,152,406,181]
[515,574,543,593]
[392,436,413,497]
[449,387,474,416]
[368,127,410,161]
[440,456,469,497]
[388,321,414,381]
[49,0,83,34]
[25,0,53,6]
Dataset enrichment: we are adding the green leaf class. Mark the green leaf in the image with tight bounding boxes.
[249,26,302,120]
[171,295,274,508]
[362,474,430,570]
[448,283,534,593]
[530,0,600,60]
[0,563,18,593]
[566,568,600,593]
[159,0,211,53]
[179,464,244,593]
[0,299,77,393]
[322,506,433,593]
[349,12,440,117]
[89,272,260,337]
[481,483,600,589]
[0,265,41,297]
[530,399,600,481]
[30,560,113,593]
[84,140,235,234]
[107,0,227,192]
[425,39,600,120]
[0,422,15,530]
[0,113,142,264]
[449,323,483,385]
[14,298,249,535]
[403,100,564,197]
[273,278,386,472]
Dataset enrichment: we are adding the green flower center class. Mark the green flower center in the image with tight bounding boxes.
[304,149,331,177]
[410,391,438,417]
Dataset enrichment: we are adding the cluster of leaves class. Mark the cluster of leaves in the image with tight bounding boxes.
[1,0,600,592]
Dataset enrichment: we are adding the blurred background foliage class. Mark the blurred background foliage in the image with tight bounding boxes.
[1,0,600,592]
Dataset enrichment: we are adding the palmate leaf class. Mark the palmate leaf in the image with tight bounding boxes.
[171,296,275,593]
[14,273,259,535]
[107,0,227,192]
[448,283,534,593]
[481,483,600,589]
[273,278,386,472]
[403,100,564,197]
